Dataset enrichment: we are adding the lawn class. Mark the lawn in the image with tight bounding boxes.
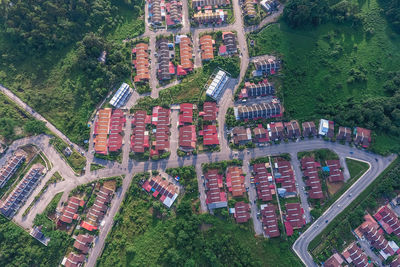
[247,0,400,153]
[98,172,302,267]
[50,137,86,174]
[346,158,370,179]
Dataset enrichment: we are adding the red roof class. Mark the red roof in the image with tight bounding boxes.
[169,61,175,74]
[234,202,250,223]
[202,102,217,121]
[131,110,149,153]
[179,103,193,124]
[205,169,226,204]
[177,65,188,76]
[219,45,227,55]
[285,221,294,236]
[253,163,273,201]
[179,125,197,149]
[203,125,219,146]
[261,204,280,238]
[286,203,305,229]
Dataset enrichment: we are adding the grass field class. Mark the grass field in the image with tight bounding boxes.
[247,0,400,153]
[346,158,370,179]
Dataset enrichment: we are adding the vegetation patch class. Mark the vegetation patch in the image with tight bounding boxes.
[50,137,86,173]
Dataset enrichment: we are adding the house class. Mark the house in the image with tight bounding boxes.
[166,0,182,26]
[142,175,179,208]
[194,9,227,24]
[179,103,193,125]
[222,32,237,54]
[205,169,227,209]
[354,127,371,148]
[240,81,275,98]
[81,186,114,231]
[243,0,256,18]
[302,121,317,138]
[157,38,173,81]
[200,35,214,61]
[0,165,45,218]
[275,160,297,195]
[201,101,217,121]
[284,120,301,139]
[206,69,229,100]
[253,55,280,75]
[179,125,197,151]
[285,203,305,229]
[192,0,229,8]
[226,166,245,197]
[319,119,334,138]
[301,157,323,199]
[0,150,26,188]
[390,257,400,267]
[253,163,273,201]
[234,100,283,120]
[260,204,280,238]
[342,242,371,267]
[179,37,193,72]
[149,0,163,26]
[324,253,344,267]
[108,109,125,152]
[326,160,344,183]
[152,106,170,155]
[268,122,285,141]
[359,222,396,258]
[131,110,150,153]
[234,202,250,223]
[64,252,85,267]
[73,234,94,254]
[132,43,150,82]
[30,226,50,246]
[336,126,352,142]
[109,83,131,108]
[232,126,252,145]
[374,205,400,238]
[253,125,269,143]
[59,197,83,224]
[203,125,219,146]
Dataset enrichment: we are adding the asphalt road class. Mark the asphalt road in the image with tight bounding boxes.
[292,153,396,267]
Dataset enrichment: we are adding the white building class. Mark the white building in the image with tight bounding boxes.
[109,83,132,108]
[206,70,229,100]
[318,119,329,136]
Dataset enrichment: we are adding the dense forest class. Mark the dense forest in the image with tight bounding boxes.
[379,0,400,32]
[0,0,142,144]
[0,216,71,266]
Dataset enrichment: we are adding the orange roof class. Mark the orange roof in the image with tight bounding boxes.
[200,35,214,60]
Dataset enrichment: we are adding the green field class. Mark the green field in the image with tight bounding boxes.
[248,0,400,154]
[98,172,302,267]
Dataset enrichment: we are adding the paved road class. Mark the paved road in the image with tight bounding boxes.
[0,85,86,155]
[243,152,263,235]
[292,153,397,267]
